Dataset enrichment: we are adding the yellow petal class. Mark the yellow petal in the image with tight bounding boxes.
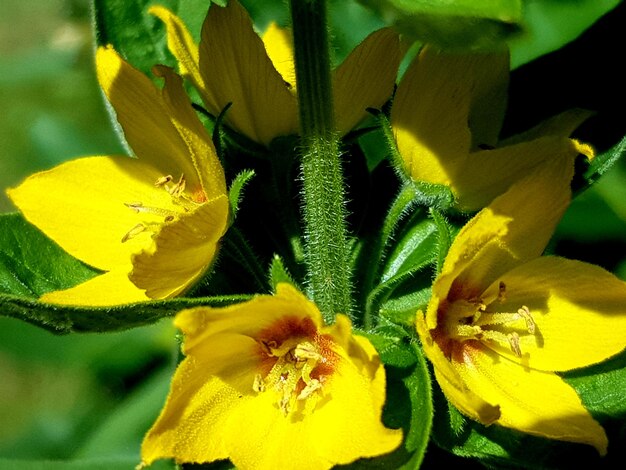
[153,65,226,199]
[141,362,244,465]
[392,46,508,183]
[501,108,594,147]
[221,337,401,469]
[262,22,296,89]
[149,6,206,95]
[174,283,322,351]
[333,28,401,135]
[198,0,298,145]
[96,46,205,193]
[130,195,229,299]
[41,269,149,306]
[454,136,581,211]
[7,156,177,271]
[455,344,608,454]
[416,313,501,423]
[432,155,574,324]
[481,256,626,372]
[466,49,509,150]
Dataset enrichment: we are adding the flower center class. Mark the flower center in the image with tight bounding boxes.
[443,282,537,357]
[253,338,328,416]
[121,174,205,242]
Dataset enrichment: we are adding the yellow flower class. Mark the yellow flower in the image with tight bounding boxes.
[392,45,594,211]
[7,46,228,306]
[140,283,402,469]
[151,0,402,146]
[416,157,626,454]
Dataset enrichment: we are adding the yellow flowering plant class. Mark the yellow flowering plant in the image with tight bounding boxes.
[1,1,625,469]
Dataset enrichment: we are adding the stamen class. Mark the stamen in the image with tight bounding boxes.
[443,290,538,360]
[121,223,146,243]
[253,374,265,393]
[294,342,325,362]
[508,332,522,357]
[498,282,507,302]
[124,202,177,219]
[154,175,173,186]
[254,338,329,415]
[297,378,322,400]
[278,370,300,415]
[167,174,186,198]
[517,306,535,334]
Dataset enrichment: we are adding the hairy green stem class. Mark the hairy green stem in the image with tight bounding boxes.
[290,0,352,322]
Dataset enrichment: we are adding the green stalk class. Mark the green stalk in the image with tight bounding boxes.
[290,0,352,322]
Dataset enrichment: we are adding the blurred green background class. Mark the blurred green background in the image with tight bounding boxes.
[0,0,625,466]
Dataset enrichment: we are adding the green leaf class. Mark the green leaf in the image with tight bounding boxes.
[0,213,98,298]
[509,0,621,68]
[93,0,213,76]
[367,249,434,325]
[358,0,522,50]
[362,212,438,325]
[429,209,453,276]
[0,294,251,334]
[75,367,173,459]
[93,0,174,76]
[379,283,432,326]
[345,325,432,469]
[381,214,437,282]
[367,211,437,325]
[564,349,626,420]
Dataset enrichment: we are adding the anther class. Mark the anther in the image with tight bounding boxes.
[253,374,265,392]
[167,174,186,197]
[294,342,324,362]
[517,306,535,334]
[498,282,507,302]
[508,332,522,357]
[121,223,146,243]
[125,202,144,212]
[124,202,177,218]
[154,175,173,186]
[297,379,322,400]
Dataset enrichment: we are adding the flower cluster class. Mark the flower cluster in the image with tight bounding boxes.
[415,157,626,454]
[5,0,626,469]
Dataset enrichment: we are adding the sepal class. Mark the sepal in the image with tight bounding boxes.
[268,255,299,292]
[577,134,626,193]
[227,169,255,220]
